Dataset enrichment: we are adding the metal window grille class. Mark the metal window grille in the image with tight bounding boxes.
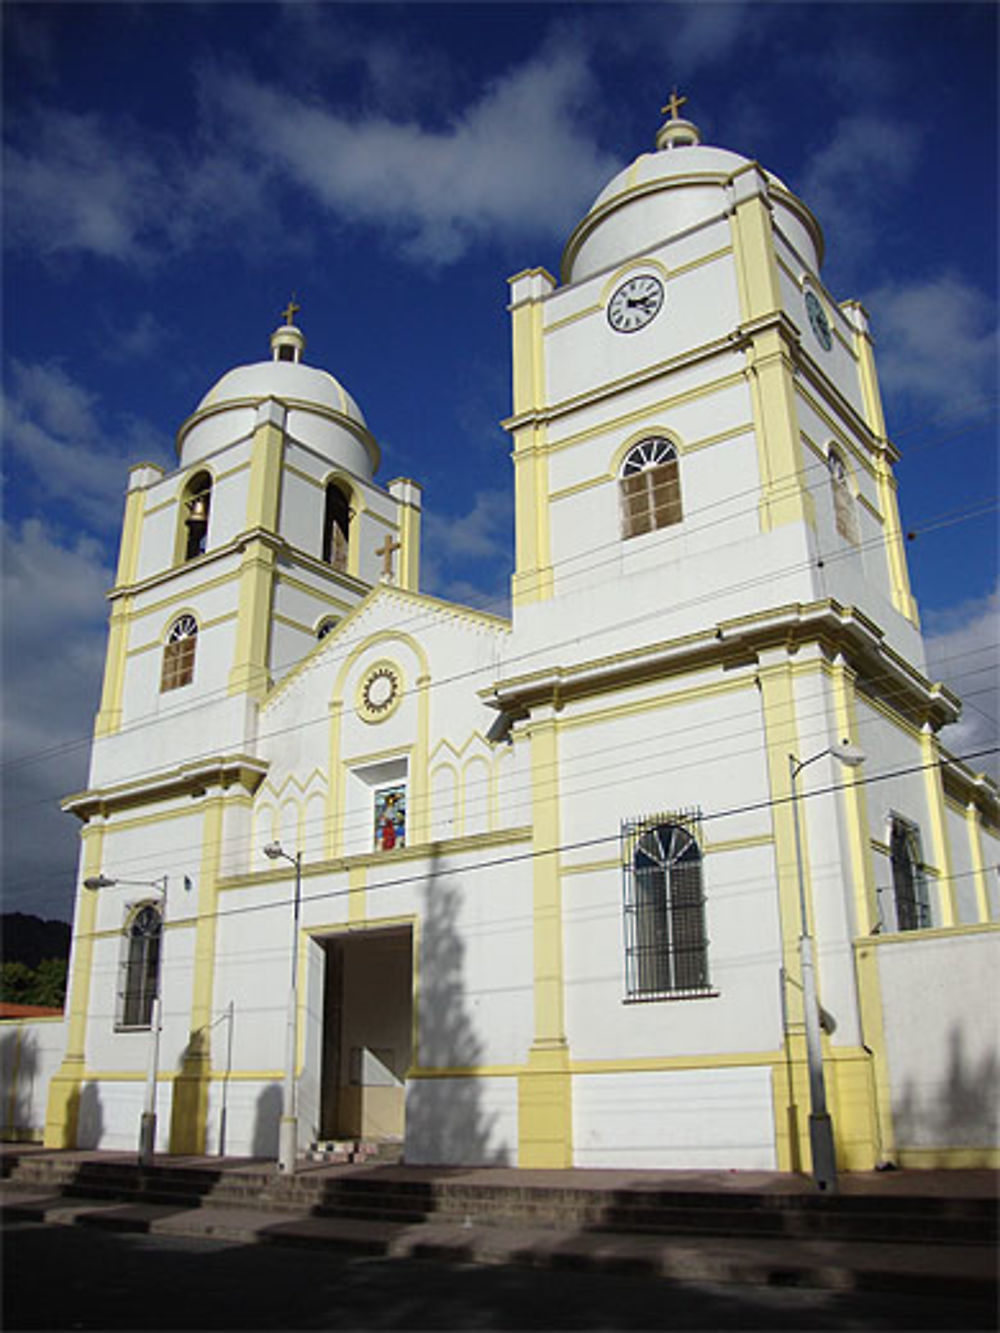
[115,903,162,1030]
[620,439,683,539]
[622,811,710,999]
[890,817,931,931]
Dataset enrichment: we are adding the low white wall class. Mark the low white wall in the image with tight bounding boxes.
[0,1019,66,1141]
[878,927,1000,1156]
[572,1065,777,1169]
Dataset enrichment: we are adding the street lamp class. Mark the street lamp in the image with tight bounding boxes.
[262,840,302,1174]
[83,872,168,1167]
[788,739,864,1193]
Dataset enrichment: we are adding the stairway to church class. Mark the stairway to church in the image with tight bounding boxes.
[2,1149,995,1250]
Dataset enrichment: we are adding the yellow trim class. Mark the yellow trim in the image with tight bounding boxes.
[517,704,572,1167]
[831,660,878,935]
[227,539,276,698]
[44,827,105,1147]
[348,863,367,924]
[965,801,991,922]
[355,658,407,725]
[876,455,919,624]
[412,673,431,843]
[896,1147,1000,1169]
[115,566,243,620]
[170,794,224,1153]
[326,700,345,858]
[558,672,754,733]
[852,940,897,1164]
[560,857,619,877]
[395,490,421,593]
[703,832,776,855]
[94,597,133,737]
[126,609,237,658]
[921,729,956,925]
[744,324,815,532]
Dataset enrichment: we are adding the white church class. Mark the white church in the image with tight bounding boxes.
[19,99,1000,1174]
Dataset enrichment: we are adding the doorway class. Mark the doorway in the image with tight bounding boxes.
[319,927,413,1141]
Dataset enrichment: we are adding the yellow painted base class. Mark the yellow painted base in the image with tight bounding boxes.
[43,1065,83,1148]
[772,1038,881,1175]
[896,1146,1000,1169]
[517,1043,572,1167]
[169,1057,210,1154]
[338,1085,405,1139]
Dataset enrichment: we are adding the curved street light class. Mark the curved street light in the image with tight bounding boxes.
[263,840,302,1174]
[788,739,865,1193]
[83,873,168,1167]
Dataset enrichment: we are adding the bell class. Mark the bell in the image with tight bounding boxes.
[186,495,208,524]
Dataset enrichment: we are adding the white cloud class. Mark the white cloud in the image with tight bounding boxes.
[800,114,920,255]
[866,272,998,416]
[925,586,1000,778]
[4,108,170,264]
[422,486,513,612]
[3,360,173,526]
[203,48,619,263]
[1,520,112,918]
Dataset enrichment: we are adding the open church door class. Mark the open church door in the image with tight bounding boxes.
[319,927,413,1143]
[298,935,328,1147]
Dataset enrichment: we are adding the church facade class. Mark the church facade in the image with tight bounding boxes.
[38,105,999,1172]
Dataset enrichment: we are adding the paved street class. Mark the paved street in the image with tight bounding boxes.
[4,1218,995,1331]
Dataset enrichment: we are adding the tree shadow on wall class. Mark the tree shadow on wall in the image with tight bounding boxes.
[75,1082,105,1149]
[252,1082,282,1158]
[405,844,508,1165]
[893,1024,999,1158]
[0,1028,38,1140]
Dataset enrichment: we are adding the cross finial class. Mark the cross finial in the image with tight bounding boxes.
[660,88,688,121]
[281,295,301,327]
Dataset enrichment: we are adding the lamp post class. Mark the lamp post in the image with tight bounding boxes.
[263,840,302,1174]
[788,740,864,1193]
[83,873,168,1167]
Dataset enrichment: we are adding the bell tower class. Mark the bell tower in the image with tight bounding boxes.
[505,98,920,670]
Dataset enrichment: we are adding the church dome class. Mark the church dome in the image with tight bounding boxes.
[176,316,379,478]
[562,105,822,285]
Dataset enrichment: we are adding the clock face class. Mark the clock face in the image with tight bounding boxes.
[608,274,664,333]
[358,662,402,722]
[805,290,833,352]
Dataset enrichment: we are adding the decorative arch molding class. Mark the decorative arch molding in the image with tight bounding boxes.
[608,426,686,479]
[599,256,671,308]
[175,466,215,564]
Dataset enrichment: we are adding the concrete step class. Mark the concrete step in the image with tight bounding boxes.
[4,1156,995,1248]
[2,1186,996,1300]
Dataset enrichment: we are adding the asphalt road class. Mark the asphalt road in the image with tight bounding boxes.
[3,1218,995,1331]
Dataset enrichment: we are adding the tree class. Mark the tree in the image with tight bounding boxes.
[0,957,67,1008]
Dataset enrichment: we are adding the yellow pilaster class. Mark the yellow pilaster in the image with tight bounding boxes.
[94,479,148,737]
[965,801,991,922]
[744,326,816,533]
[921,728,956,925]
[326,700,345,858]
[875,456,919,625]
[391,482,421,593]
[830,659,878,935]
[228,415,283,698]
[852,941,897,1163]
[411,674,432,844]
[729,180,783,324]
[508,269,553,607]
[348,864,367,924]
[518,704,571,1166]
[44,826,105,1147]
[170,795,224,1153]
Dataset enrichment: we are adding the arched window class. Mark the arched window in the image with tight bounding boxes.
[161,614,197,692]
[116,902,162,1029]
[889,816,930,931]
[317,616,339,640]
[828,449,859,546]
[181,471,212,561]
[322,482,351,571]
[623,817,709,998]
[620,438,682,539]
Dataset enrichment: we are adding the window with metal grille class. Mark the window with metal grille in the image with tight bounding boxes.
[622,812,710,999]
[160,614,197,692]
[828,449,859,546]
[889,816,931,931]
[115,902,162,1030]
[620,438,682,539]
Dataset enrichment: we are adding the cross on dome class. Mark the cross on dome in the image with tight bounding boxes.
[660,88,688,121]
[281,296,301,327]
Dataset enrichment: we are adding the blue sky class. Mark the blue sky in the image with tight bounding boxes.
[3,2,997,922]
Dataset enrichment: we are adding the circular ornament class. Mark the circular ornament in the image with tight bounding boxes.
[805,289,833,352]
[357,661,403,723]
[607,274,664,333]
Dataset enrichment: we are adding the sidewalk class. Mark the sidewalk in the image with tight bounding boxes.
[3,1146,997,1297]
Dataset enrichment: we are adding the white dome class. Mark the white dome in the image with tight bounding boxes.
[562,139,821,285]
[197,360,367,427]
[177,346,379,478]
